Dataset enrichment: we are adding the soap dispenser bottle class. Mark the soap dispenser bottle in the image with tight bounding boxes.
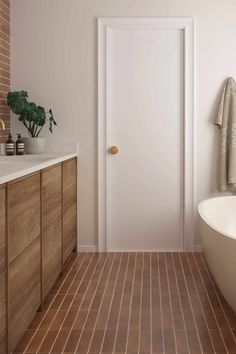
[16,134,24,155]
[5,133,15,155]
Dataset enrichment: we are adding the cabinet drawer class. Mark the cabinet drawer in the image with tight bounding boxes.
[8,173,41,263]
[0,187,6,272]
[8,237,40,351]
[0,271,6,354]
[62,158,77,264]
[42,165,62,300]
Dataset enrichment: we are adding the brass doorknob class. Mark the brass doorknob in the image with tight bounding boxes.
[109,146,119,154]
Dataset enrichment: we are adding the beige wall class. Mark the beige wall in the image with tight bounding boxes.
[11,0,236,248]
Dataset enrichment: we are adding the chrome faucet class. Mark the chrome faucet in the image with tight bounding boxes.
[0,118,5,131]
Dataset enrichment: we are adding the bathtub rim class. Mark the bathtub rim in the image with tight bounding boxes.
[198,196,236,241]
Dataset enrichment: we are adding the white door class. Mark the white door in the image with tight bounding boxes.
[98,18,194,252]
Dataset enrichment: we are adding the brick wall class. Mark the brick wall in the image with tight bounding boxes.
[0,0,10,143]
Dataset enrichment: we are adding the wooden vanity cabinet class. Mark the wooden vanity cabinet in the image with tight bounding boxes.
[62,158,77,265]
[8,173,41,351]
[42,164,62,300]
[0,185,6,354]
[0,157,77,353]
[8,173,41,263]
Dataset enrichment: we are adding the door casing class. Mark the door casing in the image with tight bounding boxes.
[98,17,195,252]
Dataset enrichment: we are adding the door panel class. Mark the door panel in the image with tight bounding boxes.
[8,237,40,351]
[8,173,41,263]
[108,29,184,250]
[42,165,62,300]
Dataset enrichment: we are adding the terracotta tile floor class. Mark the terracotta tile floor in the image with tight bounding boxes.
[13,252,236,354]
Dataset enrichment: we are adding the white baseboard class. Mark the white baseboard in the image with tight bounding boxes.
[194,244,203,252]
[77,245,203,253]
[77,245,98,252]
[108,249,185,252]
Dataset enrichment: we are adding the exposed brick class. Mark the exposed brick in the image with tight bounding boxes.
[0,76,9,85]
[0,46,9,57]
[0,0,10,143]
[0,9,9,22]
[0,69,9,79]
[0,0,10,12]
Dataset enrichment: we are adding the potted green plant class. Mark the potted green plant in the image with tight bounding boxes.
[7,90,57,154]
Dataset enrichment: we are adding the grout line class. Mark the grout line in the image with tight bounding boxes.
[0,46,10,54]
[0,15,9,24]
[0,10,9,20]
[111,252,131,353]
[149,253,152,354]
[125,253,137,354]
[128,252,143,354]
[0,67,10,74]
[118,252,136,353]
[73,252,116,353]
[143,252,151,354]
[20,252,87,354]
[51,253,108,353]
[87,253,123,353]
[185,253,216,353]
[0,81,10,87]
[171,252,191,353]
[178,252,204,353]
[157,252,165,353]
[137,252,144,354]
[164,253,178,352]
[0,1,10,12]
[0,10,9,22]
[0,30,9,38]
[0,51,9,59]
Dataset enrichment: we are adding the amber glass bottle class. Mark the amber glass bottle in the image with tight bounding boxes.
[5,134,15,155]
[16,134,25,155]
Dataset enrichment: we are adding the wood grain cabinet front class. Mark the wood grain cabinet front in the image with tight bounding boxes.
[62,158,77,265]
[0,186,6,354]
[8,237,41,352]
[42,165,62,300]
[8,173,41,263]
[0,271,6,354]
[8,173,41,351]
[0,158,77,353]
[0,186,6,273]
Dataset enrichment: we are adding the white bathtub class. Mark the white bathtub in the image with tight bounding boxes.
[198,196,236,313]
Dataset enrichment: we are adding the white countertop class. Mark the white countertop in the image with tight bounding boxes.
[0,152,78,184]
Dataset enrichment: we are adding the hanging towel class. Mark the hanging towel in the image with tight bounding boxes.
[214,77,236,191]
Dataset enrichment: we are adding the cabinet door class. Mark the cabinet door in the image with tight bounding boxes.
[8,237,40,351]
[0,271,6,354]
[62,158,77,265]
[0,186,6,273]
[42,165,62,300]
[8,173,41,263]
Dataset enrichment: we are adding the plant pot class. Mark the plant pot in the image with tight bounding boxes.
[23,137,46,154]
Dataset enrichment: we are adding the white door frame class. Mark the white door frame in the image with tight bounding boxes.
[98,17,195,252]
